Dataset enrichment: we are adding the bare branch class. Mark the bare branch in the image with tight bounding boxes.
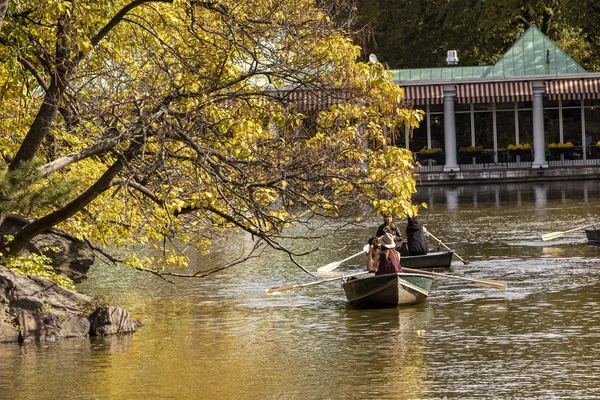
[41,137,121,177]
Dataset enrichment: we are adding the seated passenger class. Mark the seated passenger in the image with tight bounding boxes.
[367,233,402,275]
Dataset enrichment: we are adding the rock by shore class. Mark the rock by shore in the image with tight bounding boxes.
[1,214,95,283]
[0,265,143,343]
[0,215,142,343]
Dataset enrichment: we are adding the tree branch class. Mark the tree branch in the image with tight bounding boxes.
[7,140,143,255]
[41,136,121,177]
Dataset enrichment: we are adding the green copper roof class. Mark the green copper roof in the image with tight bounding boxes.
[392,66,491,81]
[485,26,586,77]
[391,26,586,82]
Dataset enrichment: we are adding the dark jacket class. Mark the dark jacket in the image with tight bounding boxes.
[406,218,428,255]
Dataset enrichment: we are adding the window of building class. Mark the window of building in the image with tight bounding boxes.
[584,102,600,143]
[563,108,582,145]
[496,109,516,148]
[544,108,561,143]
[455,112,472,148]
[518,111,533,144]
[473,112,494,148]
[409,122,429,151]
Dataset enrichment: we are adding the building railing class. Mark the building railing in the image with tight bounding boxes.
[415,146,600,172]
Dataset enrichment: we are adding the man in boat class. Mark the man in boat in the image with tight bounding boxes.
[405,216,428,256]
[366,233,402,275]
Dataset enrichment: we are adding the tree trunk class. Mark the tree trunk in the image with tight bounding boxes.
[0,83,63,232]
[9,82,62,171]
[6,142,142,256]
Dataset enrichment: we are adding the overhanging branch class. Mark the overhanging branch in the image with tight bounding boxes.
[41,137,121,177]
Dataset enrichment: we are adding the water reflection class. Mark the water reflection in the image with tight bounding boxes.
[534,184,547,207]
[445,188,459,210]
[1,180,600,399]
[416,179,600,210]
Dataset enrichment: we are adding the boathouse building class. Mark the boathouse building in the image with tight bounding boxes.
[392,26,600,184]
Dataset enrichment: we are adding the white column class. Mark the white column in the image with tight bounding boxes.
[531,81,548,169]
[492,102,498,163]
[470,104,475,146]
[443,85,459,171]
[426,104,432,148]
[558,100,564,142]
[514,102,519,144]
[581,101,587,161]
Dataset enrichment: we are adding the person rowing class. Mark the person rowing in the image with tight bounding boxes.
[404,216,429,256]
[376,214,403,249]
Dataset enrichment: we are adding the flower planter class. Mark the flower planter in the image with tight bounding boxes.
[549,148,573,156]
[509,149,530,156]
[417,153,443,163]
[460,151,483,160]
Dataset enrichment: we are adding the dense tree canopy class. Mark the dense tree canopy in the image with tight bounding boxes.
[354,0,600,71]
[0,0,423,282]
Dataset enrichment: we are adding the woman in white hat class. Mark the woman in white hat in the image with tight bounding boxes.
[366,233,402,275]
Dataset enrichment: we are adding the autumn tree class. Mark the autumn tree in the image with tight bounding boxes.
[0,0,422,283]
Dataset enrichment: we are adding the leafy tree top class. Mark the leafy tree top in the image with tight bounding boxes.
[0,0,423,281]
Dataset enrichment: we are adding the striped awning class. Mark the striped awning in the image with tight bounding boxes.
[457,82,532,103]
[274,88,411,111]
[277,88,355,111]
[546,79,600,100]
[401,86,444,105]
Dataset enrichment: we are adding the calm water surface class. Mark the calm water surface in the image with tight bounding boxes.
[1,180,600,399]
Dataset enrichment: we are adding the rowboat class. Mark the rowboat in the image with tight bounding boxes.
[585,229,600,244]
[342,272,434,308]
[400,251,453,269]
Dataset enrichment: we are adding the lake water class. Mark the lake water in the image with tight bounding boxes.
[1,180,600,399]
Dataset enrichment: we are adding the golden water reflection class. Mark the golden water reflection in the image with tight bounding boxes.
[2,180,600,399]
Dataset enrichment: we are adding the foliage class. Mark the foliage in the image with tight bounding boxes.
[459,146,484,153]
[0,0,422,277]
[596,141,600,148]
[418,147,443,154]
[1,244,75,290]
[548,142,574,149]
[507,143,532,151]
[0,159,79,216]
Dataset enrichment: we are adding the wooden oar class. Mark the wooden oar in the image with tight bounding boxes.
[541,224,595,241]
[402,267,506,290]
[265,271,370,295]
[317,245,369,272]
[423,227,468,265]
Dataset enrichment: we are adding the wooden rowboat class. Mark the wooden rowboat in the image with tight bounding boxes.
[585,229,600,244]
[342,272,434,308]
[400,251,453,269]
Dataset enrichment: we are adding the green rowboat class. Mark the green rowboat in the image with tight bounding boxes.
[342,272,434,308]
[585,229,600,244]
[400,251,453,269]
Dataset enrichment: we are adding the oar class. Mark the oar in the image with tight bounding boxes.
[541,224,595,241]
[265,271,370,295]
[402,267,507,290]
[316,245,369,272]
[423,227,468,265]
